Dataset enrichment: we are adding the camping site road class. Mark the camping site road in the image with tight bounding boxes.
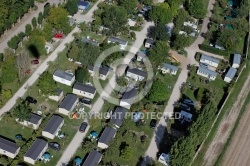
[221,103,250,166]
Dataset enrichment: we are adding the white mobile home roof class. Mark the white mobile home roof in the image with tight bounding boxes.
[233,54,241,65]
[225,67,237,79]
[201,54,220,64]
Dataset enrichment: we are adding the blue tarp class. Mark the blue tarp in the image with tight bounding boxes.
[90,131,98,138]
[75,157,82,165]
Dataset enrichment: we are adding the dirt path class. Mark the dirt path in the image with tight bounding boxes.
[221,103,250,166]
[202,72,250,166]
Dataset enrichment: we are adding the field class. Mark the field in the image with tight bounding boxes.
[220,103,250,166]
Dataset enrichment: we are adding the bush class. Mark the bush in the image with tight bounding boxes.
[130,26,141,31]
[199,44,229,56]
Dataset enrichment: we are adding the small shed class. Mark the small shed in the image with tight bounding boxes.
[224,67,237,83]
[78,1,90,11]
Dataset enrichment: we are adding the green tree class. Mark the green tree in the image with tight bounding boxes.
[141,0,153,6]
[66,0,78,16]
[42,23,53,41]
[32,17,37,28]
[167,0,183,17]
[37,71,57,95]
[187,0,206,19]
[174,9,189,30]
[149,3,172,23]
[148,41,170,67]
[25,24,32,36]
[68,43,80,60]
[217,29,239,51]
[78,43,101,67]
[1,56,17,84]
[12,101,31,122]
[26,35,46,57]
[38,12,43,26]
[120,145,133,160]
[75,67,89,83]
[1,89,12,101]
[119,0,137,14]
[195,87,204,101]
[116,76,128,87]
[7,36,19,51]
[172,34,190,50]
[146,79,167,102]
[43,3,50,18]
[47,7,71,34]
[101,5,128,35]
[151,23,169,41]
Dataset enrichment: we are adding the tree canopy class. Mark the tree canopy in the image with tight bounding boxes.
[151,23,169,41]
[148,41,170,67]
[172,34,190,50]
[101,5,128,35]
[187,0,206,19]
[217,29,239,51]
[149,3,173,23]
[75,67,89,83]
[47,7,71,34]
[26,34,46,57]
[37,71,57,95]
[1,56,17,84]
[66,0,78,16]
[12,101,32,122]
[118,0,137,14]
[78,43,101,67]
[146,78,167,103]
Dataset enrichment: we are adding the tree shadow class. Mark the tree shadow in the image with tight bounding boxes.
[146,25,155,38]
[27,45,40,58]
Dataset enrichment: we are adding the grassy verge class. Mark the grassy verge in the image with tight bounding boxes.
[192,60,250,166]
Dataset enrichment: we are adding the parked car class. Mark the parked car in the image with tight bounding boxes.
[26,96,37,104]
[31,59,39,64]
[80,98,91,105]
[48,142,60,151]
[180,103,191,111]
[150,119,157,128]
[183,99,195,106]
[79,122,88,133]
[54,33,63,39]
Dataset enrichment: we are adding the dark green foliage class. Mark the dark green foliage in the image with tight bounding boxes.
[187,0,206,19]
[31,17,37,28]
[26,34,46,57]
[101,5,128,35]
[75,67,89,83]
[151,23,169,41]
[174,9,189,30]
[43,3,50,18]
[7,36,19,50]
[149,3,173,23]
[148,41,170,67]
[65,0,78,16]
[141,0,153,6]
[37,12,43,25]
[170,101,217,165]
[199,44,229,56]
[12,101,32,122]
[37,71,57,95]
[118,0,137,14]
[172,34,190,50]
[25,24,32,36]
[0,0,35,36]
[78,43,101,67]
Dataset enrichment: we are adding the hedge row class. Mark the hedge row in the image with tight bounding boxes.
[199,44,229,56]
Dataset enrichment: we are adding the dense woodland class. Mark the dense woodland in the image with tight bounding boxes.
[0,0,35,36]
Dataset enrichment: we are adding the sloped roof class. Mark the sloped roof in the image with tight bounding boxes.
[24,138,47,160]
[225,67,237,79]
[0,137,19,154]
[108,37,128,45]
[98,127,116,145]
[161,63,178,71]
[198,66,218,77]
[43,115,64,135]
[53,70,74,81]
[145,38,155,44]
[29,113,42,125]
[111,107,127,127]
[88,65,109,76]
[233,54,241,65]
[59,94,78,111]
[121,87,138,105]
[200,54,220,64]
[73,82,96,94]
[82,150,103,166]
[127,68,147,77]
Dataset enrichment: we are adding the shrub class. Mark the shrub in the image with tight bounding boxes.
[199,44,229,56]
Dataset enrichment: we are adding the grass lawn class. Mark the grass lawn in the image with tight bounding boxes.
[81,30,106,43]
